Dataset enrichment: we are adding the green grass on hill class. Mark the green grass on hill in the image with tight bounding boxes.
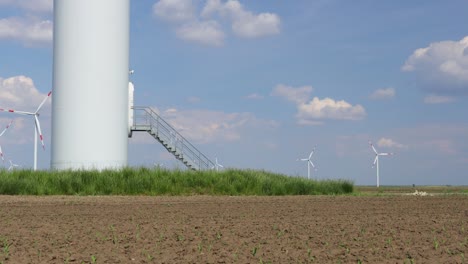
[0,168,353,196]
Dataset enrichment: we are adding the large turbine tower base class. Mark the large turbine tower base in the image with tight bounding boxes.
[52,0,130,170]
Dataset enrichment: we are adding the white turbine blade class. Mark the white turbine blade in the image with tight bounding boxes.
[309,160,315,168]
[214,157,224,168]
[35,91,52,113]
[300,158,308,161]
[379,152,392,156]
[34,115,45,150]
[0,145,4,161]
[0,108,34,116]
[369,141,378,154]
[308,151,314,159]
[373,156,378,166]
[0,120,13,137]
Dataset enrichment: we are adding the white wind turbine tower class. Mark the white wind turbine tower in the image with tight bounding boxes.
[369,141,394,187]
[299,146,317,179]
[0,92,51,171]
[0,120,13,162]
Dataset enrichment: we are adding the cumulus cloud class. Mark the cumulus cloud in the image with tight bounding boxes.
[202,0,280,38]
[377,138,407,149]
[297,97,366,123]
[175,20,224,46]
[0,76,51,110]
[0,16,52,45]
[153,0,195,23]
[0,76,51,148]
[153,0,224,46]
[271,84,313,104]
[153,0,281,46]
[423,94,456,104]
[402,36,468,95]
[272,84,366,125]
[369,87,395,100]
[143,108,279,144]
[0,0,52,13]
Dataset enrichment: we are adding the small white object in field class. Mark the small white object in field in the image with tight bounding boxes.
[409,190,432,196]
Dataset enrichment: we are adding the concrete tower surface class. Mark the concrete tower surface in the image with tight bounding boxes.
[52,0,130,170]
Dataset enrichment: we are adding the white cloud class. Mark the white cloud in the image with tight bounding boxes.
[232,12,280,38]
[402,36,468,95]
[423,94,456,104]
[0,76,51,148]
[297,97,366,123]
[176,20,225,47]
[272,84,366,125]
[271,84,313,104]
[201,0,222,17]
[153,0,195,23]
[0,16,52,45]
[377,138,407,149]
[152,0,225,46]
[0,0,52,13]
[153,0,281,46]
[0,76,51,110]
[202,0,281,38]
[370,87,395,100]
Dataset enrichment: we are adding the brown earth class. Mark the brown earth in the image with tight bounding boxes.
[0,195,466,264]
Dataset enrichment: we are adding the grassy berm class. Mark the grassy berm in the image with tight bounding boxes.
[0,168,353,195]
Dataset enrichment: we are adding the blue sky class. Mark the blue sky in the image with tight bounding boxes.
[0,0,467,185]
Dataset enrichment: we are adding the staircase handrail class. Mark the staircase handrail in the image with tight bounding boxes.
[132,106,215,170]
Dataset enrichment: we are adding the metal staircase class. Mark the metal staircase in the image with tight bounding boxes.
[130,106,215,171]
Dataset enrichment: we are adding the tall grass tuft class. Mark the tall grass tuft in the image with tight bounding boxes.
[0,168,353,196]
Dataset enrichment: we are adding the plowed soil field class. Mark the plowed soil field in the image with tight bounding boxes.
[0,195,466,263]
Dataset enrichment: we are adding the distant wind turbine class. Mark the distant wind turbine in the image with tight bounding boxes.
[8,159,19,171]
[0,91,51,170]
[154,162,165,169]
[212,157,224,171]
[299,147,317,179]
[0,120,13,162]
[369,141,394,187]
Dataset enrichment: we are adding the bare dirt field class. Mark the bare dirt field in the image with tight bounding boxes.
[0,195,466,263]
